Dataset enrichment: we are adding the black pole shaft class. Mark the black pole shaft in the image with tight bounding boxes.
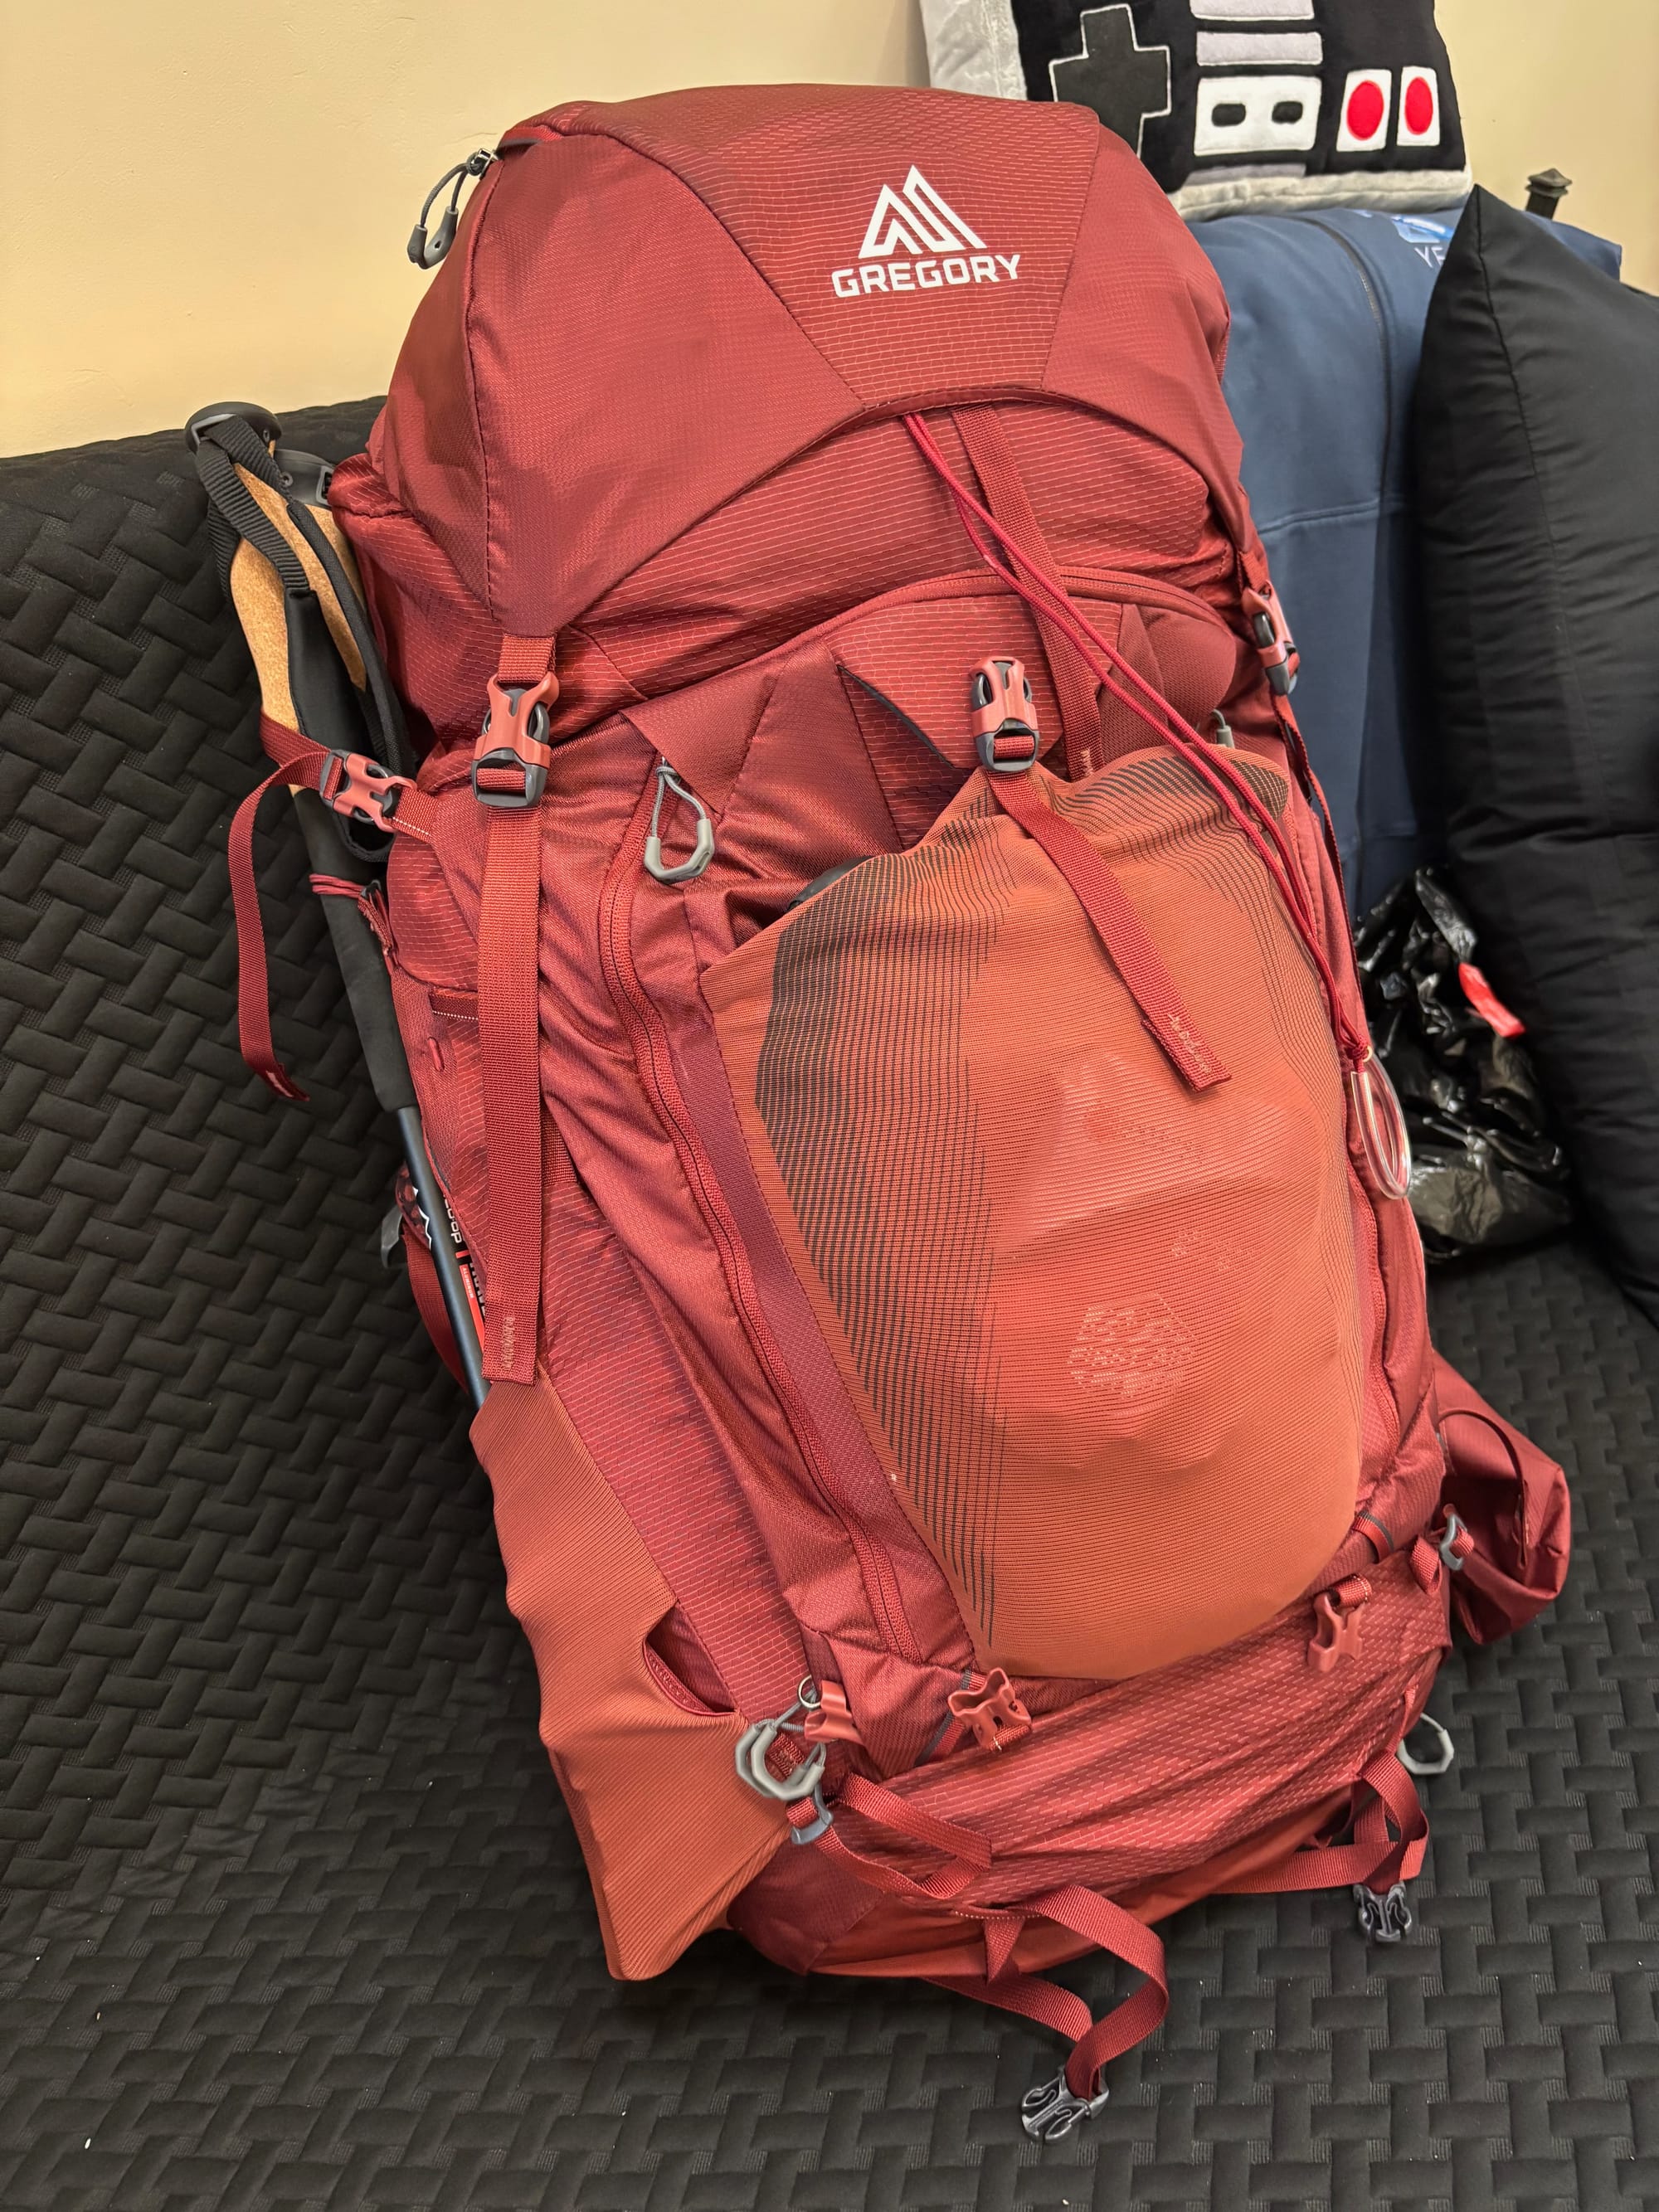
[396,1106,489,1410]
[289,791,488,1408]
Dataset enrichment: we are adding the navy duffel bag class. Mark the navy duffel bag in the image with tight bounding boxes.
[1194,205,1620,912]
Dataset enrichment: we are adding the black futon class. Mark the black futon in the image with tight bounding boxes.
[2,410,1655,2212]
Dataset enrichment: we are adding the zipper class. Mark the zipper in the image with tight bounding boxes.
[597,780,922,1664]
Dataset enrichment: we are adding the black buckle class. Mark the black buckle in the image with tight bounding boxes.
[1019,2072,1109,2142]
[319,749,412,829]
[473,680,552,809]
[1354,1881,1413,1945]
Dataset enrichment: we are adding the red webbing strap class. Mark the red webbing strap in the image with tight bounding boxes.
[951,406,1104,779]
[1222,1752,1428,1896]
[227,716,438,1099]
[825,1787,1167,2091]
[836,1775,995,1866]
[1041,1887,1170,2093]
[477,637,556,1384]
[230,763,309,1101]
[404,1223,465,1384]
[988,771,1228,1091]
[816,1826,980,1905]
[814,1775,990,1904]
[930,1965,1095,2049]
[902,411,1372,1078]
[936,1884,1170,2097]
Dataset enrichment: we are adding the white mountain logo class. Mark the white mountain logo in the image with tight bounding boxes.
[859,167,985,258]
[831,167,1020,299]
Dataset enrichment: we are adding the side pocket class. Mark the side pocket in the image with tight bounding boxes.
[1433,1351,1570,1642]
[472,1372,788,1978]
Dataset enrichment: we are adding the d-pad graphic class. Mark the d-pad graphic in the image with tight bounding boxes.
[1049,5,1174,156]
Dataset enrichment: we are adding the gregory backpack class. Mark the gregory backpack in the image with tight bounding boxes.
[193,84,1570,2137]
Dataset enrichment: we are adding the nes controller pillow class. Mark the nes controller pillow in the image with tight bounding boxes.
[921,0,1472,218]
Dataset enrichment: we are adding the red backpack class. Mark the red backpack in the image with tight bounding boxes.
[203,84,1569,2137]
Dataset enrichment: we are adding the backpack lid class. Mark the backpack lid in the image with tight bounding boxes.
[372,84,1253,636]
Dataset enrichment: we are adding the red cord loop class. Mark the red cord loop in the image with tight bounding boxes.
[901,412,1371,1075]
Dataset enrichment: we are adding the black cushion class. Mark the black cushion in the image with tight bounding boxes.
[1416,187,1659,1321]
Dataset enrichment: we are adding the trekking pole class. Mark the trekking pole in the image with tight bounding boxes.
[185,403,488,1408]
[291,792,489,1408]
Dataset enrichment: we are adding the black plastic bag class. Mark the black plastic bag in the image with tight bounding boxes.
[1355,869,1573,1259]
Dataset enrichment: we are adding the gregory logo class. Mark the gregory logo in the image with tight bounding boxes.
[831,168,1020,299]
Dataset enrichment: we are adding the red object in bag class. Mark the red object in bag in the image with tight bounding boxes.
[228,85,1569,2128]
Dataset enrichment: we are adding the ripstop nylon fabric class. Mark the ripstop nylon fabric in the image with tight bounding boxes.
[312,82,1569,2100]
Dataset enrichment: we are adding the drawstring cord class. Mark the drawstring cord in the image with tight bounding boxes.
[901,412,1372,1076]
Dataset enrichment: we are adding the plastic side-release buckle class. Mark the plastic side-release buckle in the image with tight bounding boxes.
[318,749,416,833]
[946,1666,1032,1752]
[474,673,556,808]
[1353,1880,1413,1944]
[1243,583,1299,698]
[970,655,1042,774]
[1020,2073,1109,2142]
[1307,1579,1370,1674]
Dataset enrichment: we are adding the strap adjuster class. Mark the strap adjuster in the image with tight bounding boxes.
[970,655,1042,774]
[474,674,556,808]
[1020,2072,1109,2142]
[318,749,416,831]
[1243,583,1299,698]
[1354,1879,1413,1944]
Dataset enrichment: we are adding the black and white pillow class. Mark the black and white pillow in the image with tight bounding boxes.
[922,1,1471,217]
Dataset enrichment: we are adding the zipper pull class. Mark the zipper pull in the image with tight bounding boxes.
[407,148,496,269]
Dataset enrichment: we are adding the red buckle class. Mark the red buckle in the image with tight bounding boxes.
[970,656,1041,774]
[474,673,556,808]
[318,749,416,832]
[1307,1579,1370,1673]
[947,1667,1033,1752]
[1243,584,1300,698]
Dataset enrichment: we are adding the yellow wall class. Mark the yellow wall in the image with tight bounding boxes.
[1438,0,1659,298]
[2,0,1653,458]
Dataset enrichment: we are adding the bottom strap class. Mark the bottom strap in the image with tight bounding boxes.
[877,1753,1423,2127]
[1223,1750,1428,1897]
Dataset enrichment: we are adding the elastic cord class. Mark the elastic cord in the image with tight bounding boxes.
[902,413,1369,1071]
